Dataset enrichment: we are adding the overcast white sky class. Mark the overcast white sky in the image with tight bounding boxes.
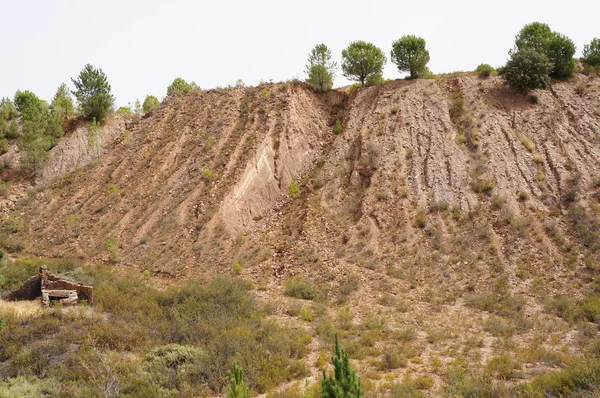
[1,0,598,107]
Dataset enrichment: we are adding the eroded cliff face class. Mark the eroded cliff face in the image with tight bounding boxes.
[13,76,600,284]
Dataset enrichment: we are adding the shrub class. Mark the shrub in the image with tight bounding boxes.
[306,44,337,93]
[333,119,342,134]
[144,344,207,391]
[288,178,301,199]
[475,64,495,78]
[0,138,8,155]
[546,33,576,78]
[581,37,600,67]
[301,307,313,322]
[502,49,552,91]
[142,95,160,115]
[341,41,387,87]
[485,355,520,380]
[365,73,384,86]
[390,35,430,79]
[414,210,427,229]
[232,261,242,275]
[116,106,132,115]
[71,64,115,123]
[201,169,215,183]
[51,83,74,118]
[513,22,575,78]
[582,38,600,67]
[106,235,119,263]
[6,121,19,139]
[167,78,197,95]
[284,276,315,300]
[0,98,18,120]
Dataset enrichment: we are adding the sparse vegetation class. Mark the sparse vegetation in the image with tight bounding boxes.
[0,260,311,396]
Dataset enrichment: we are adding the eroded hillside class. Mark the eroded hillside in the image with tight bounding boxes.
[5,75,600,394]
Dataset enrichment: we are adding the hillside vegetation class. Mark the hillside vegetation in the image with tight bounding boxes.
[0,72,599,396]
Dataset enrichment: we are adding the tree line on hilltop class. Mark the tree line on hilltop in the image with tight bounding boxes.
[0,22,598,176]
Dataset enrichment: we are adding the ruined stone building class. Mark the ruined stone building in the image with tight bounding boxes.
[4,266,93,306]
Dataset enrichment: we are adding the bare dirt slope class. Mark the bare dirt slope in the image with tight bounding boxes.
[7,75,600,393]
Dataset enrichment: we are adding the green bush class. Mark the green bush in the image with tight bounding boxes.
[51,83,74,118]
[0,138,8,155]
[167,78,198,95]
[502,48,552,91]
[341,41,387,87]
[284,276,315,300]
[6,121,19,139]
[582,38,600,67]
[390,35,430,79]
[475,64,495,78]
[288,178,301,199]
[365,73,384,86]
[144,344,207,391]
[0,98,18,120]
[513,22,576,78]
[142,95,160,115]
[71,64,115,123]
[333,119,342,134]
[116,106,132,115]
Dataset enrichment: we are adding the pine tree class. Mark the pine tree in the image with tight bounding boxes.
[71,64,115,123]
[305,44,337,93]
[321,337,363,398]
[341,41,386,87]
[227,363,251,398]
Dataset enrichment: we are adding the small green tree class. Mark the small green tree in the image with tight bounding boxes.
[475,64,495,78]
[390,35,430,79]
[321,337,363,398]
[514,22,554,54]
[167,78,197,95]
[306,44,337,92]
[51,83,74,118]
[502,49,553,91]
[14,90,57,172]
[582,38,600,67]
[341,41,387,87]
[133,99,142,118]
[227,363,251,398]
[142,95,160,115]
[546,33,576,78]
[6,120,19,139]
[71,64,115,123]
[513,22,575,78]
[0,98,18,120]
